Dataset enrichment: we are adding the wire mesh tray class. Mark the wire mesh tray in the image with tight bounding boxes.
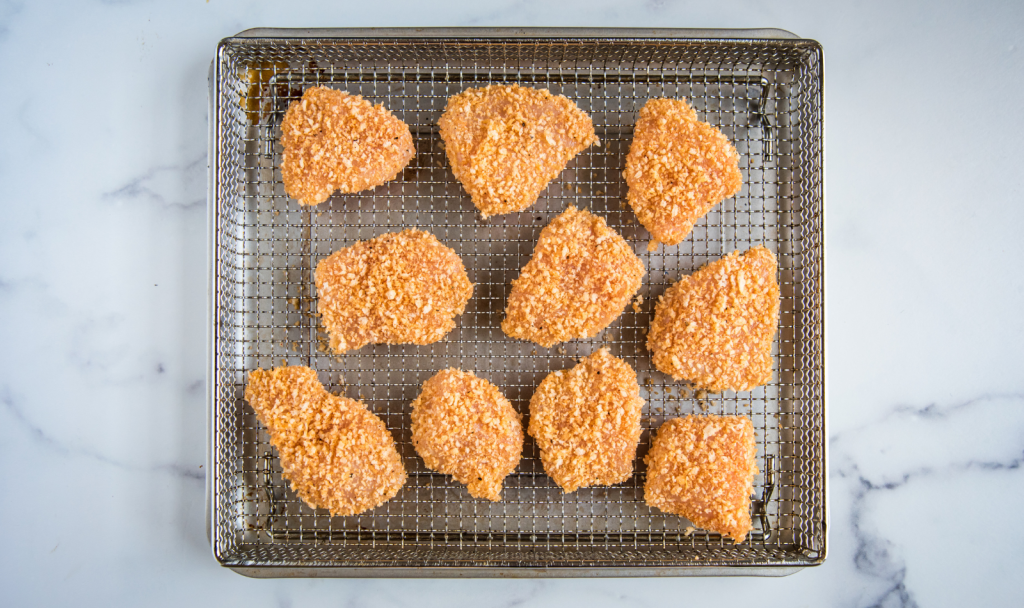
[207,27,825,577]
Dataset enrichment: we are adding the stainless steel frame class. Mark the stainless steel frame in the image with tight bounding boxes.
[207,27,826,577]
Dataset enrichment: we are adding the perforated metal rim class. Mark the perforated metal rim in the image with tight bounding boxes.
[208,29,825,575]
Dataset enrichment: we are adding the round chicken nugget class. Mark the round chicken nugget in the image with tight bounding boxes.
[410,369,523,501]
[648,246,779,392]
[315,229,474,353]
[244,366,407,516]
[644,415,758,544]
[528,348,645,492]
[439,84,599,218]
[625,98,742,248]
[501,206,645,348]
[280,86,415,205]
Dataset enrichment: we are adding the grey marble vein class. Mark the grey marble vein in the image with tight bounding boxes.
[102,155,206,210]
[832,394,1024,607]
[0,0,24,43]
[2,385,203,481]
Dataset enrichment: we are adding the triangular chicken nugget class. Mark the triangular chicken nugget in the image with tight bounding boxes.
[439,84,599,218]
[244,366,407,516]
[644,415,758,544]
[280,86,415,205]
[625,98,742,248]
[501,206,644,348]
[647,246,779,392]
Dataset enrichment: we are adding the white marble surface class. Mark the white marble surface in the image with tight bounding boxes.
[1,0,1022,605]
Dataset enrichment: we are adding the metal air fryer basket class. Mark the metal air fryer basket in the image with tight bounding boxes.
[207,27,826,577]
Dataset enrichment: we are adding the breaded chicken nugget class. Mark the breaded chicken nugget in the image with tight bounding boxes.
[280,86,415,205]
[315,229,474,353]
[625,98,742,248]
[438,84,599,218]
[501,206,644,348]
[644,415,758,544]
[647,246,779,393]
[244,366,407,516]
[528,348,644,493]
[410,369,523,501]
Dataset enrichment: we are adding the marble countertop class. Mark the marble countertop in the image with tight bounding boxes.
[2,1,1022,605]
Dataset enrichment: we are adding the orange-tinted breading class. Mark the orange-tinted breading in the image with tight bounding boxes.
[528,348,644,492]
[280,86,415,205]
[438,84,599,218]
[244,366,407,516]
[644,415,758,544]
[625,98,742,248]
[648,246,779,392]
[501,206,644,348]
[315,229,474,353]
[410,369,523,501]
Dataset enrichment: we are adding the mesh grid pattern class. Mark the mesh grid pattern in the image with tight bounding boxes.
[210,33,824,573]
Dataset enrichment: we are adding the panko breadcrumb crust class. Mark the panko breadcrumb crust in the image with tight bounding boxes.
[644,415,758,544]
[528,348,645,493]
[410,369,523,501]
[438,84,599,218]
[647,246,779,393]
[244,366,407,517]
[315,229,474,353]
[280,86,415,205]
[625,98,742,248]
[501,206,645,348]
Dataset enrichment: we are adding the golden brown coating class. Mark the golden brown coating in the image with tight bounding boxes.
[438,84,599,218]
[244,366,407,516]
[315,229,474,353]
[501,206,645,348]
[625,98,742,248]
[644,415,758,544]
[648,246,779,393]
[410,369,523,501]
[528,348,645,493]
[280,86,415,205]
